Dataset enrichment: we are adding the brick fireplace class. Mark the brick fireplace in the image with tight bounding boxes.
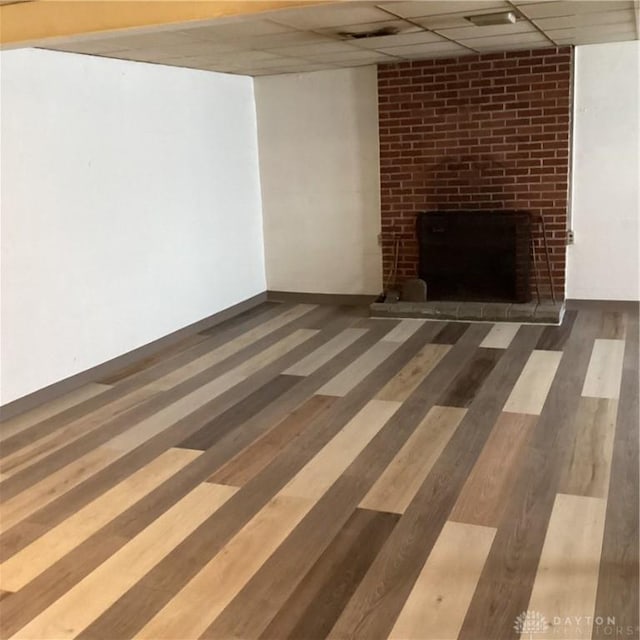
[378,47,572,300]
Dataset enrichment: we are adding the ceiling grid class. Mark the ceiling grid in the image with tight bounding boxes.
[38,1,638,75]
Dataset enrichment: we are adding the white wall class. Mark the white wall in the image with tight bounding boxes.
[255,66,381,295]
[567,40,640,301]
[0,48,265,405]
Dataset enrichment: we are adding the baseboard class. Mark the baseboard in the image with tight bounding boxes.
[267,290,377,306]
[566,298,640,311]
[0,292,268,421]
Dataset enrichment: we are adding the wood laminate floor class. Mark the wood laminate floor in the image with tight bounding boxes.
[0,301,638,640]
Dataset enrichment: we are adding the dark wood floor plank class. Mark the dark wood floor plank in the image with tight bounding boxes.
[597,310,627,339]
[432,322,471,345]
[458,308,603,640]
[327,325,543,640]
[208,395,337,486]
[178,375,300,451]
[450,411,538,527]
[256,508,399,640]
[439,348,504,408]
[593,311,639,637]
[536,308,578,350]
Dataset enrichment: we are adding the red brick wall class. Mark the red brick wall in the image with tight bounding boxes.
[378,47,572,299]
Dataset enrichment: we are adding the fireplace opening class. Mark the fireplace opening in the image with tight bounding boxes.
[417,210,532,303]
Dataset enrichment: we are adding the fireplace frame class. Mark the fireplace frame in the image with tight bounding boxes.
[416,210,532,304]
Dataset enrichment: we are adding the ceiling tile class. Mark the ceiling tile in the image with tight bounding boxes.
[565,29,637,44]
[315,19,422,37]
[534,9,636,30]
[233,30,336,49]
[545,23,639,44]
[517,1,632,19]
[86,30,197,51]
[245,64,329,76]
[265,40,363,57]
[435,20,537,40]
[481,40,555,50]
[457,30,550,49]
[377,40,471,58]
[161,50,283,70]
[335,58,403,68]
[348,30,448,49]
[208,50,284,64]
[380,1,509,19]
[268,3,392,29]
[242,55,314,69]
[182,19,295,41]
[47,40,133,55]
[261,62,343,73]
[305,49,396,64]
[130,41,243,62]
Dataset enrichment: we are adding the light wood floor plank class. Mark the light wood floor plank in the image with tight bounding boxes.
[281,399,401,500]
[560,397,618,499]
[450,412,538,527]
[106,370,247,453]
[375,344,451,403]
[503,350,563,415]
[480,323,520,349]
[0,384,111,442]
[388,520,496,640]
[0,448,200,591]
[524,493,607,639]
[360,405,467,514]
[134,494,312,640]
[9,482,237,640]
[232,329,319,378]
[581,338,626,399]
[382,319,425,343]
[284,328,367,376]
[317,342,404,397]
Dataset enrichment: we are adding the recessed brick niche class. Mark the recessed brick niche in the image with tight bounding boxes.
[378,46,572,300]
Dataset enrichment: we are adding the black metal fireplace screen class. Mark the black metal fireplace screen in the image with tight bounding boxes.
[417,210,532,303]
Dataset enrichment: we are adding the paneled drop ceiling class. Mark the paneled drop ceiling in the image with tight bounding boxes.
[44,0,640,76]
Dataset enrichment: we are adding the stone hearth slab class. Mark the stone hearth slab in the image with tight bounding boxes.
[370,300,564,325]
